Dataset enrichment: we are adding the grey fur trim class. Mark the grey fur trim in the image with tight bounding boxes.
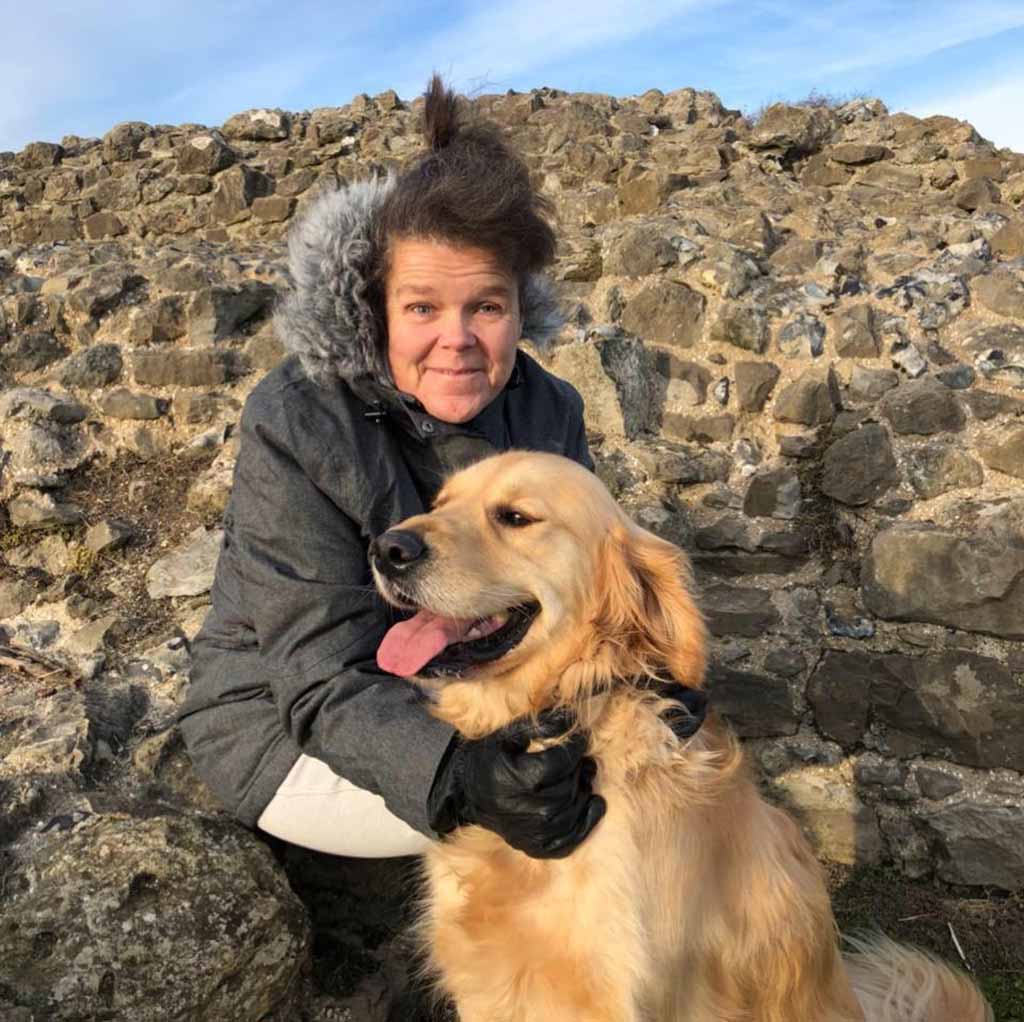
[275,175,566,387]
[276,176,395,387]
[519,273,565,352]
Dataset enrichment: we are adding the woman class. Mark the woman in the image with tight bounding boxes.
[179,78,612,861]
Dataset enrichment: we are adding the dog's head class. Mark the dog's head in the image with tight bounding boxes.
[372,451,706,731]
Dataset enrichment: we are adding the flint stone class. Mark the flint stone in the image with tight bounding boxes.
[705,664,797,736]
[82,211,126,239]
[177,174,213,195]
[222,107,292,141]
[8,492,85,530]
[188,282,275,344]
[924,804,1024,889]
[5,421,92,489]
[832,304,879,357]
[880,377,964,434]
[85,518,135,554]
[132,349,229,387]
[773,367,840,425]
[604,225,677,276]
[98,388,167,420]
[977,427,1024,478]
[0,812,310,1019]
[663,412,734,444]
[632,442,730,484]
[849,365,899,403]
[176,133,236,175]
[2,331,68,373]
[914,765,963,800]
[820,423,898,505]
[991,220,1024,258]
[253,195,295,222]
[973,270,1024,320]
[907,442,985,497]
[769,238,824,274]
[102,121,152,161]
[954,176,1001,211]
[702,582,779,637]
[0,388,86,424]
[621,280,705,349]
[210,164,274,224]
[769,765,883,866]
[245,325,286,370]
[830,143,887,165]
[146,527,224,599]
[17,141,64,168]
[710,303,768,353]
[749,103,834,154]
[652,352,709,410]
[734,361,781,411]
[801,153,851,187]
[59,343,123,389]
[743,466,801,519]
[862,504,1024,639]
[777,313,825,358]
[617,163,687,214]
[0,578,37,619]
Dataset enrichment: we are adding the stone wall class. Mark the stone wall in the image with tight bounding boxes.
[2,85,1023,934]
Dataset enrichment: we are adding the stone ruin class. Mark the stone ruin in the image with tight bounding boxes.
[0,86,1022,1017]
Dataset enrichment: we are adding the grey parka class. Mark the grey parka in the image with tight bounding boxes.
[178,179,591,835]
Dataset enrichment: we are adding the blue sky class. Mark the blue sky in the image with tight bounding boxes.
[2,0,1023,154]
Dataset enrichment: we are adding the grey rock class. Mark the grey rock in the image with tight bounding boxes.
[710,302,768,353]
[5,420,92,489]
[702,581,779,637]
[146,527,224,599]
[769,237,824,274]
[830,143,887,165]
[59,343,123,389]
[935,364,975,389]
[0,388,87,424]
[102,121,152,161]
[824,605,875,639]
[210,164,274,224]
[651,351,710,412]
[977,427,1024,478]
[890,342,929,378]
[98,388,167,420]
[603,224,677,276]
[8,492,85,530]
[621,280,705,349]
[222,107,292,141]
[1,331,69,373]
[777,313,825,358]
[749,103,834,155]
[763,649,806,677]
[973,270,1024,320]
[832,304,879,357]
[187,281,275,344]
[880,377,964,434]
[925,804,1024,889]
[132,349,230,387]
[84,518,135,555]
[914,765,963,800]
[16,141,64,168]
[907,443,985,497]
[743,466,801,519]
[876,271,969,330]
[820,423,898,505]
[663,412,735,444]
[773,367,840,425]
[705,663,798,737]
[777,432,819,458]
[953,176,1001,211]
[862,504,1024,640]
[848,365,899,402]
[0,811,310,1018]
[176,133,237,175]
[734,361,781,411]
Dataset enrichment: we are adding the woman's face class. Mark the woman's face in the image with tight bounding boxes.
[385,237,521,424]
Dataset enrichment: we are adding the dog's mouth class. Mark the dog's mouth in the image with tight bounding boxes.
[377,603,541,678]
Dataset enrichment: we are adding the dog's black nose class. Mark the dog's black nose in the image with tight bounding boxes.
[371,529,427,572]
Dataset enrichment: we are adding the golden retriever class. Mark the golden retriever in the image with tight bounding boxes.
[371,450,993,1022]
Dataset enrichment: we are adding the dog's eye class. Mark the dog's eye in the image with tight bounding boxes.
[494,506,536,528]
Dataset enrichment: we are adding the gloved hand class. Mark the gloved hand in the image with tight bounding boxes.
[427,710,606,859]
[649,681,709,740]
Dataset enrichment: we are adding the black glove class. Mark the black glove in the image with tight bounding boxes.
[427,710,606,859]
[649,681,709,740]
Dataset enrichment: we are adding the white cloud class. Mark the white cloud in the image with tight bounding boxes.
[909,73,1024,154]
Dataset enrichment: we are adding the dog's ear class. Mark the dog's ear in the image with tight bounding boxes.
[592,522,707,687]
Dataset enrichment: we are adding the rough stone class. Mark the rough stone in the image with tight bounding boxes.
[924,804,1024,889]
[98,388,167,420]
[862,503,1024,640]
[705,664,797,737]
[772,367,840,425]
[176,133,237,175]
[702,582,780,637]
[187,282,275,344]
[743,466,801,519]
[953,176,1001,211]
[59,343,123,389]
[102,121,152,161]
[82,212,126,239]
[990,220,1024,258]
[0,812,310,1019]
[0,388,87,424]
[145,527,224,599]
[820,423,898,505]
[221,107,292,141]
[977,426,1024,478]
[830,143,887,165]
[831,304,879,357]
[734,361,781,411]
[604,224,677,276]
[709,303,768,353]
[84,518,135,554]
[914,765,963,800]
[907,442,985,497]
[620,281,705,349]
[8,491,85,530]
[210,164,274,224]
[848,365,899,402]
[132,349,229,387]
[880,377,964,434]
[973,270,1024,320]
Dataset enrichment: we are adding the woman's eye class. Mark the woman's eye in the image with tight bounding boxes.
[408,303,432,315]
[495,507,536,528]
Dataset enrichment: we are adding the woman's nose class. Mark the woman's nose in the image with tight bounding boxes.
[438,313,477,348]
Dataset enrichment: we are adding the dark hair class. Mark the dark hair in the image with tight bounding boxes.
[373,75,557,281]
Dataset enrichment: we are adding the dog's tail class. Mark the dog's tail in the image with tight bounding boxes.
[843,934,993,1022]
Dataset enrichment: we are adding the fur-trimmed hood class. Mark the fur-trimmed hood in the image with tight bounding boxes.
[276,177,565,390]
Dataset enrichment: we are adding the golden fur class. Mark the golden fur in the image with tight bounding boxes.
[376,451,993,1022]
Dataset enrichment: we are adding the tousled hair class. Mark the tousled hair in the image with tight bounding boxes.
[372,75,557,289]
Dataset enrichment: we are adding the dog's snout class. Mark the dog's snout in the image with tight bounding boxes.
[371,529,428,572]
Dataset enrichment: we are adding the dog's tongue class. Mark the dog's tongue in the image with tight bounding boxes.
[377,610,473,677]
